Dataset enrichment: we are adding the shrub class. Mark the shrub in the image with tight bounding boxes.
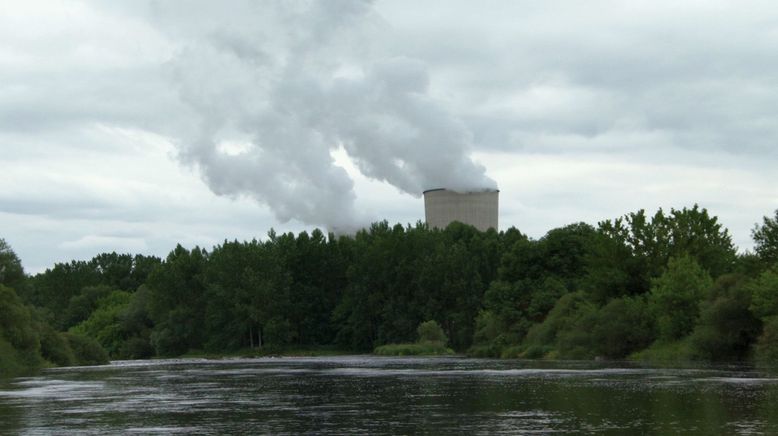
[756,317,778,367]
[373,342,453,356]
[629,340,694,363]
[0,337,26,377]
[591,296,656,359]
[524,291,598,359]
[649,256,713,341]
[39,326,75,367]
[374,320,454,356]
[749,268,778,319]
[117,336,154,360]
[500,345,526,359]
[64,333,109,365]
[417,320,448,344]
[689,294,761,361]
[522,345,553,359]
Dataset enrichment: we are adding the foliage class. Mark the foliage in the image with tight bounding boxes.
[63,333,109,365]
[749,267,778,320]
[373,342,454,356]
[417,320,448,344]
[591,296,656,359]
[69,291,132,357]
[688,275,761,361]
[755,317,778,366]
[0,284,43,376]
[24,252,160,329]
[629,340,695,363]
[62,285,113,330]
[0,239,25,290]
[649,256,713,341]
[7,204,778,368]
[752,209,778,265]
[334,221,501,351]
[39,324,76,367]
[523,292,598,359]
[146,245,208,356]
[587,206,735,300]
[375,320,454,355]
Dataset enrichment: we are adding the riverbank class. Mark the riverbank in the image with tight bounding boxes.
[177,345,353,360]
[374,342,454,356]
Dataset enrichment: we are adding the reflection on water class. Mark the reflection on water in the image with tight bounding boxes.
[1,356,777,434]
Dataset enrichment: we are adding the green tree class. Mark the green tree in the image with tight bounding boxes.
[649,256,713,341]
[748,267,778,320]
[753,209,778,265]
[63,333,109,365]
[587,206,735,301]
[272,229,344,346]
[688,275,762,361]
[523,291,598,359]
[417,320,447,344]
[69,290,132,357]
[26,260,102,328]
[0,284,43,376]
[591,296,656,359]
[62,285,113,330]
[755,317,778,365]
[146,245,208,356]
[0,239,25,290]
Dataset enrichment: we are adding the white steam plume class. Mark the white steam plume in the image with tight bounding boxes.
[162,0,496,231]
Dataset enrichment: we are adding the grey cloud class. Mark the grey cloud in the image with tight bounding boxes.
[376,1,778,158]
[3,0,778,272]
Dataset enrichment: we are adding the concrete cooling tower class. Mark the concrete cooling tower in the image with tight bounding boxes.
[423,188,499,232]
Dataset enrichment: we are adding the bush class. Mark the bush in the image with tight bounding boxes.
[64,333,109,365]
[525,292,591,345]
[374,320,454,356]
[68,290,131,357]
[649,256,713,341]
[591,296,656,359]
[467,343,503,358]
[756,317,778,367]
[524,292,598,359]
[629,340,694,363]
[417,320,448,344]
[749,268,778,319]
[0,337,26,377]
[500,345,526,359]
[0,285,44,376]
[689,294,761,361]
[150,318,190,357]
[39,326,75,367]
[522,345,553,359]
[117,336,154,360]
[373,342,453,356]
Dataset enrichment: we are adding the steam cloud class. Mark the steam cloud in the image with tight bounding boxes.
[163,0,496,231]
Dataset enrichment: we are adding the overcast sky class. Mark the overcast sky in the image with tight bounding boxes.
[2,0,777,273]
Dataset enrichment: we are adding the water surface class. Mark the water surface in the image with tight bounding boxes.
[1,356,777,434]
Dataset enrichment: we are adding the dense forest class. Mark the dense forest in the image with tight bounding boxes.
[2,205,778,377]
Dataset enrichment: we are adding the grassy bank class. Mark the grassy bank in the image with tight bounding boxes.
[178,345,353,359]
[373,342,454,356]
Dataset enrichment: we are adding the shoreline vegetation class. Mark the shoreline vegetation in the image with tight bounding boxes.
[3,205,778,378]
[374,321,455,356]
[179,345,354,359]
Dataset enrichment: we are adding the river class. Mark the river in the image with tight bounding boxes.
[1,356,777,434]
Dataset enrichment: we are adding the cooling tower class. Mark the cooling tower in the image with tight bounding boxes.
[423,188,499,232]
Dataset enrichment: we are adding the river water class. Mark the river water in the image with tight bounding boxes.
[1,356,777,434]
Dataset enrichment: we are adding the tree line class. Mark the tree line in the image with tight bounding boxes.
[2,205,778,377]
